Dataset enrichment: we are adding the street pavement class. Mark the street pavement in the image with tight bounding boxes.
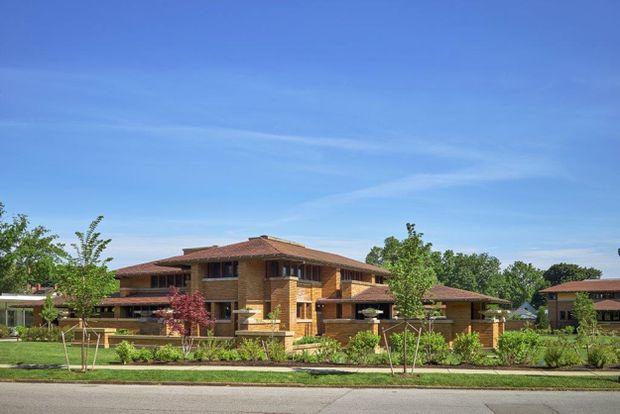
[1,363,618,377]
[0,382,617,413]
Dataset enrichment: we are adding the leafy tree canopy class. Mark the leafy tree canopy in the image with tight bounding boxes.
[501,261,545,308]
[0,202,67,293]
[542,263,602,286]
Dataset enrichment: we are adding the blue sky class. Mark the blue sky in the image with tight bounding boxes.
[1,1,619,275]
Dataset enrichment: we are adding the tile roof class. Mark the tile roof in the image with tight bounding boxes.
[318,284,510,304]
[115,260,189,278]
[540,279,620,293]
[157,235,390,275]
[593,299,620,311]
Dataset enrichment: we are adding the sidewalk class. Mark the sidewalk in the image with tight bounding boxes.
[1,363,618,377]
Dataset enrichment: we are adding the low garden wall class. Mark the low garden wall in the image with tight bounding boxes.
[235,330,295,351]
[504,320,532,331]
[470,320,502,348]
[108,334,234,348]
[59,318,163,335]
[379,319,454,345]
[323,319,379,344]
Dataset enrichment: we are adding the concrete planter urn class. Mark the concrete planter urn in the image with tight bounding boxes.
[358,308,384,320]
[480,309,511,322]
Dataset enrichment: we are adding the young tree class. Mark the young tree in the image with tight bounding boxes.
[0,202,66,293]
[40,294,58,331]
[535,305,550,331]
[386,223,436,373]
[56,216,117,371]
[572,292,597,336]
[160,287,214,356]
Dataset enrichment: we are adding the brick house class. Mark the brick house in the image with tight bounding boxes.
[38,235,509,348]
[540,279,620,331]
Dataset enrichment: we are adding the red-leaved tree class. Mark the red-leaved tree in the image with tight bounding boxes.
[159,287,214,356]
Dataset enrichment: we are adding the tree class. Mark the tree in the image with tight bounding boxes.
[386,223,436,373]
[0,202,66,292]
[366,236,401,266]
[160,287,214,357]
[40,294,58,331]
[432,250,503,298]
[543,263,601,286]
[535,305,550,330]
[501,261,545,308]
[56,216,118,371]
[572,292,597,336]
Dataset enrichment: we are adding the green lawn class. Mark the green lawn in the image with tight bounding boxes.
[0,368,618,389]
[0,342,118,365]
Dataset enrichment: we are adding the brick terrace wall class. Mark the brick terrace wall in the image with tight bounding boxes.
[213,321,235,337]
[379,320,454,345]
[505,320,532,331]
[202,279,238,301]
[323,319,379,344]
[59,318,163,335]
[108,335,234,348]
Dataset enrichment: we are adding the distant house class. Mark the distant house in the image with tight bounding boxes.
[540,279,620,331]
[512,302,537,320]
[31,235,510,348]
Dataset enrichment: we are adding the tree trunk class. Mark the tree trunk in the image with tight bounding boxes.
[403,322,408,374]
[81,320,87,372]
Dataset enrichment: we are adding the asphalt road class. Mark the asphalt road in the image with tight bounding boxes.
[0,383,617,414]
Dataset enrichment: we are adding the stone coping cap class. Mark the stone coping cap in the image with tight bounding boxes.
[235,330,294,337]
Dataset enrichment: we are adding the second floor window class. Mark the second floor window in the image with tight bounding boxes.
[207,261,239,278]
[151,274,189,288]
[266,260,321,282]
[341,269,363,281]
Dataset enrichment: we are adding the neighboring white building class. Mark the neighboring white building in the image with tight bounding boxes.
[0,293,47,327]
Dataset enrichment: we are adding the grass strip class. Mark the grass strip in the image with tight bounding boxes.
[0,368,618,390]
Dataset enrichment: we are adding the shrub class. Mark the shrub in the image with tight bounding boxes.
[497,330,541,365]
[292,350,318,363]
[587,344,617,369]
[265,339,287,362]
[195,337,232,361]
[543,338,583,368]
[20,326,59,342]
[418,331,449,364]
[238,338,266,362]
[134,347,154,363]
[390,330,417,361]
[293,336,322,345]
[115,341,137,365]
[0,324,9,338]
[14,325,27,338]
[346,330,380,364]
[116,328,131,335]
[154,344,184,362]
[215,349,241,361]
[452,332,483,365]
[315,338,342,363]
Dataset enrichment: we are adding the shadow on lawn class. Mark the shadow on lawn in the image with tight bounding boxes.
[14,364,64,370]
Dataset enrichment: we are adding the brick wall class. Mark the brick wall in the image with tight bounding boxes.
[445,302,472,337]
[270,277,297,331]
[323,319,380,344]
[379,320,454,345]
[321,266,340,298]
[471,320,502,348]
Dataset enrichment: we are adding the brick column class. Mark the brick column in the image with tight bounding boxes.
[270,277,297,331]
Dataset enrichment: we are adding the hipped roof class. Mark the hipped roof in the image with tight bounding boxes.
[157,236,390,275]
[540,279,620,294]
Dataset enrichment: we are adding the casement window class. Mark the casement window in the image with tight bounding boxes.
[214,302,233,320]
[341,269,363,281]
[296,303,304,319]
[206,261,238,279]
[266,260,321,282]
[547,293,557,300]
[560,311,566,320]
[336,304,342,319]
[375,275,385,284]
[151,274,189,288]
